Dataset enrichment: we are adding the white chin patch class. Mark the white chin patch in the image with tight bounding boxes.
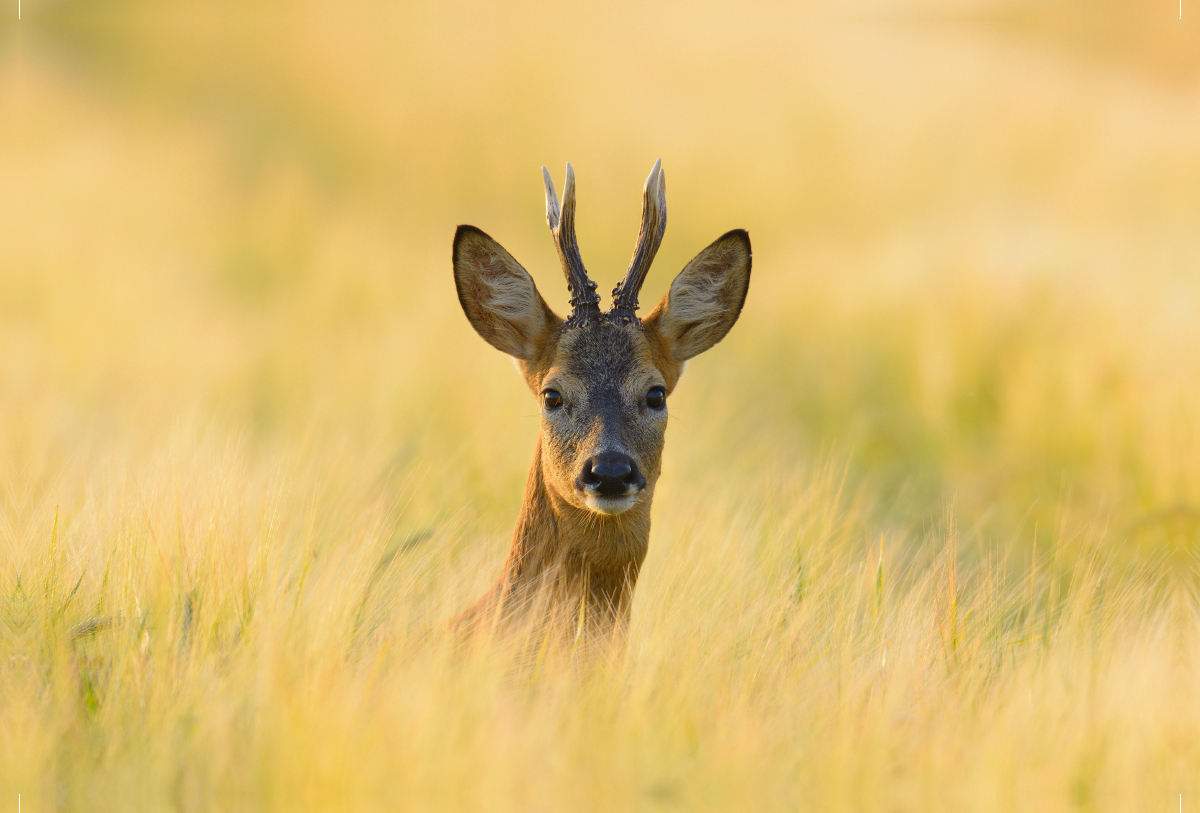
[583,494,640,516]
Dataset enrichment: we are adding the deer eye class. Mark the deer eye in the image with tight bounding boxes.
[646,386,667,410]
[542,389,564,410]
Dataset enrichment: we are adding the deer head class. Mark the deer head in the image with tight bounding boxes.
[451,160,750,634]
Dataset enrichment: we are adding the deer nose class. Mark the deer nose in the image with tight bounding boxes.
[578,452,645,497]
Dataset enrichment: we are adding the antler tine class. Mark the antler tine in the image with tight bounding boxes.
[610,158,667,319]
[543,163,600,320]
[542,166,561,229]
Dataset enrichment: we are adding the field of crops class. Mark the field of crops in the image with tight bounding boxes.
[2,1,1198,809]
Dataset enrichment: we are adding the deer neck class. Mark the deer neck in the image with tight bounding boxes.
[500,437,653,620]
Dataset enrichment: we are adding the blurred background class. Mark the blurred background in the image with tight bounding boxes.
[2,0,1198,561]
[3,2,1200,809]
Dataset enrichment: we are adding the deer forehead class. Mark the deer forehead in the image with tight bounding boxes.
[540,322,664,397]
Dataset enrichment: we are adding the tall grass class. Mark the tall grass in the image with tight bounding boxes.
[2,0,1199,809]
[5,444,1193,810]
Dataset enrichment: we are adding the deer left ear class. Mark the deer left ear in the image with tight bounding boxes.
[645,230,751,363]
[453,225,562,361]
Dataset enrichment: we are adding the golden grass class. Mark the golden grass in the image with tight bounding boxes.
[2,1,1199,809]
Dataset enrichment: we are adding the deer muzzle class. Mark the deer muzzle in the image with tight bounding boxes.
[577,451,646,514]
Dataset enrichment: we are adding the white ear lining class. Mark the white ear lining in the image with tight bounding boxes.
[656,231,751,362]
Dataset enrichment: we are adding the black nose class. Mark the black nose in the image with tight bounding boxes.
[578,452,646,497]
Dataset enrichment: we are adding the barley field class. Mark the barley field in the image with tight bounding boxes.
[2,1,1199,810]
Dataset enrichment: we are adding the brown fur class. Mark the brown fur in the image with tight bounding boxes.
[451,179,751,644]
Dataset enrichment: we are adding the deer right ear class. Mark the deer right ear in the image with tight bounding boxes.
[453,225,562,360]
[645,229,752,363]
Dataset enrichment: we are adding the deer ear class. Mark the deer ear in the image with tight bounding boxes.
[645,230,751,363]
[453,225,561,360]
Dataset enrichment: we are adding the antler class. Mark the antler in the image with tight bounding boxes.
[610,158,666,320]
[542,163,601,321]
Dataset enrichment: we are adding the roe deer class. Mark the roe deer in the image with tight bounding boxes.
[452,160,751,641]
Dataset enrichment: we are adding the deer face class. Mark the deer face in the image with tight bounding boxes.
[534,320,667,515]
[453,162,751,517]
